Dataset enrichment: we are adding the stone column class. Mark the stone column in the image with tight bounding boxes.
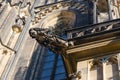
[87,60,91,80]
[117,54,120,79]
[103,62,106,80]
[106,0,113,20]
[77,61,88,80]
[92,0,98,24]
[115,0,119,17]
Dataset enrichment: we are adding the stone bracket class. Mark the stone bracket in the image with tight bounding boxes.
[69,71,81,80]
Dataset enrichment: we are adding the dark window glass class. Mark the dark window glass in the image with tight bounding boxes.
[58,55,62,59]
[42,61,54,69]
[41,69,52,78]
[39,49,67,80]
[41,77,51,80]
[54,74,66,80]
[57,59,64,66]
[44,55,55,62]
[55,66,66,74]
[45,50,54,56]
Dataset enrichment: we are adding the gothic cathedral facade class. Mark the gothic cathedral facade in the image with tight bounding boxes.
[0,0,120,80]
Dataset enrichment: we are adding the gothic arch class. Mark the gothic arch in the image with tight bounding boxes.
[39,10,76,32]
[29,1,89,75]
[31,0,87,30]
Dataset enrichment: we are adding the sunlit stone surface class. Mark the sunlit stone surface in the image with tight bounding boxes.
[0,0,120,80]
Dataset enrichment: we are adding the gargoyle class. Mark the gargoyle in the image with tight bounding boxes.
[29,28,70,54]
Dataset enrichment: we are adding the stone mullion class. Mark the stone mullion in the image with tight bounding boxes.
[117,54,120,79]
[87,60,91,80]
[102,61,107,80]
[32,47,46,80]
[92,0,98,24]
[50,54,58,80]
[106,0,113,20]
[101,57,111,80]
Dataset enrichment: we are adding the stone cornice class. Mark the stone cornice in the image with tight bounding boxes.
[66,18,120,42]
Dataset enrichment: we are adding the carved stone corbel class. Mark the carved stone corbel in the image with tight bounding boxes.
[89,59,102,70]
[69,71,81,80]
[107,56,118,64]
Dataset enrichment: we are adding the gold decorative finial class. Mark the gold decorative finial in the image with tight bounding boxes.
[12,24,22,33]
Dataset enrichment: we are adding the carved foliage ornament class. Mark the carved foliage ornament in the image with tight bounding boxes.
[67,18,120,40]
[89,55,118,70]
[32,0,87,25]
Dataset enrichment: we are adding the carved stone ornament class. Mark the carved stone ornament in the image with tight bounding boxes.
[8,1,31,17]
[69,71,81,80]
[67,18,120,40]
[12,15,26,33]
[19,2,31,17]
[0,38,15,55]
[32,0,86,25]
[0,0,6,13]
[29,28,72,54]
[89,59,102,70]
[107,56,118,64]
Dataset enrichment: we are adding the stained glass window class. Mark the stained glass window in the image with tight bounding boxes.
[37,49,67,80]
